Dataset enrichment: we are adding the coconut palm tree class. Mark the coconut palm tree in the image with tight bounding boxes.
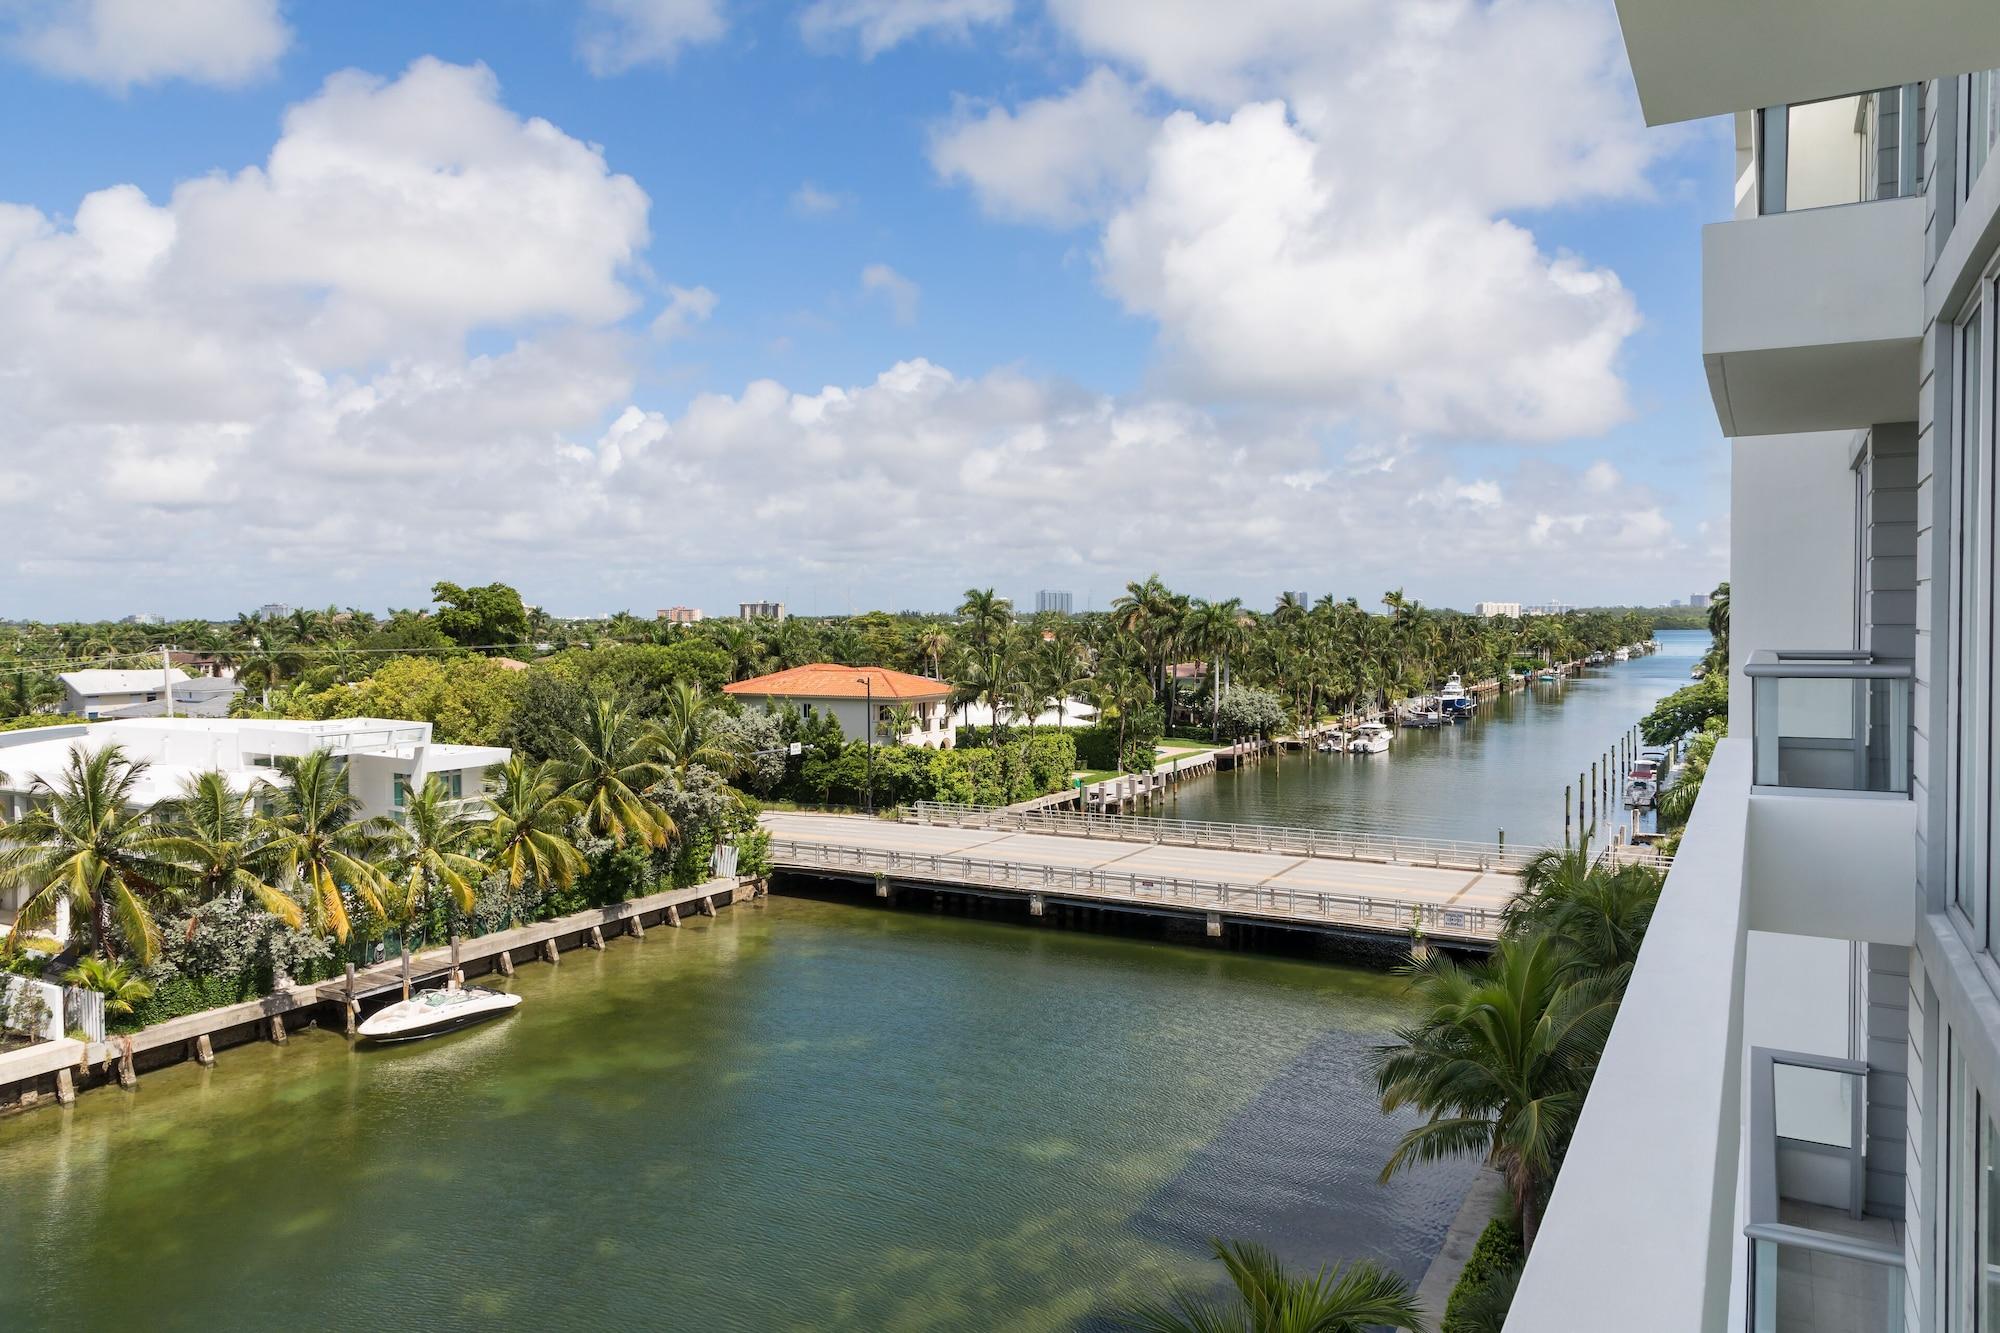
[1376,934,1618,1252]
[484,756,587,901]
[957,587,1013,650]
[266,749,395,944]
[380,777,490,946]
[553,696,672,847]
[151,770,302,927]
[0,745,180,964]
[645,681,745,779]
[1117,1238,1423,1333]
[1091,663,1155,766]
[882,703,919,743]
[1505,839,1663,981]
[915,623,953,679]
[62,956,155,1017]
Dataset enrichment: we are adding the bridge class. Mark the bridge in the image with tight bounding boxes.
[760,803,1538,949]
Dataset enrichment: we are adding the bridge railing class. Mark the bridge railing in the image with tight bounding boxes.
[906,801,1538,874]
[766,838,1501,942]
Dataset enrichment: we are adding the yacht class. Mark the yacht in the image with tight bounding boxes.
[1348,722,1391,754]
[357,985,523,1043]
[1625,761,1659,809]
[1401,700,1444,728]
[1614,647,1631,662]
[1439,674,1474,716]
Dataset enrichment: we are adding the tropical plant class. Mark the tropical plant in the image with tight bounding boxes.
[266,749,395,943]
[0,745,180,963]
[1504,840,1663,981]
[553,696,672,846]
[61,956,155,1016]
[484,755,587,900]
[380,776,490,944]
[1116,1238,1424,1333]
[645,681,746,778]
[1376,935,1619,1252]
[151,770,302,928]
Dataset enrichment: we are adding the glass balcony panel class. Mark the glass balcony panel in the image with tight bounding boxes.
[1748,654,1911,794]
[1749,1235,1904,1333]
[1758,86,1919,215]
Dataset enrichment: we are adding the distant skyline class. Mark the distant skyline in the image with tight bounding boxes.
[0,0,1729,620]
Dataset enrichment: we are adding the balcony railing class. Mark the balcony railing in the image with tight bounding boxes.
[1745,1048,1904,1332]
[1746,651,1911,795]
[1754,86,1920,215]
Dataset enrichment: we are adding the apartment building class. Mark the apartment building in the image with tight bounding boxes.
[1474,601,1522,619]
[1510,8,2000,1331]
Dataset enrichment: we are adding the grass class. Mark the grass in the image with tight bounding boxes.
[1155,738,1224,754]
[1069,769,1120,785]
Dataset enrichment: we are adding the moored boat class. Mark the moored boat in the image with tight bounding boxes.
[1348,721,1391,753]
[1439,674,1474,716]
[1625,761,1659,808]
[358,985,523,1043]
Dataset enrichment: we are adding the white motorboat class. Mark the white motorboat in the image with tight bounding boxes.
[1614,647,1631,662]
[1348,722,1391,753]
[1401,701,1444,728]
[1315,733,1346,753]
[358,985,522,1043]
[1625,761,1660,808]
[1439,674,1474,716]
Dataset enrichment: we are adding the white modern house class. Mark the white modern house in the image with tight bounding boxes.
[1510,7,2000,1332]
[59,669,192,719]
[723,663,956,748]
[0,718,509,930]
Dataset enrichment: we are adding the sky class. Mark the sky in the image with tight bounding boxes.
[0,0,1735,621]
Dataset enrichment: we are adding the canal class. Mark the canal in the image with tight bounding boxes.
[0,895,1475,1332]
[1169,629,1711,845]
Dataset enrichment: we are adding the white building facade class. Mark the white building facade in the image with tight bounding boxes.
[1512,8,2000,1331]
[1473,601,1522,619]
[722,663,956,749]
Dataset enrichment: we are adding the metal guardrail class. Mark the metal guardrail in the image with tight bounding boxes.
[766,838,1501,941]
[907,801,1536,873]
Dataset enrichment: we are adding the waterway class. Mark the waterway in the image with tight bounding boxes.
[1170,629,1712,846]
[0,895,1475,1332]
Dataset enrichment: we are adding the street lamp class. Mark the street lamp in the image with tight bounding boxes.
[858,674,875,815]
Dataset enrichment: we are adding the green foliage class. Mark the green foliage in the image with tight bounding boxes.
[1214,684,1288,740]
[431,580,530,649]
[503,668,594,762]
[61,957,153,1015]
[0,715,86,733]
[287,655,526,745]
[1640,673,1726,745]
[1442,1216,1524,1333]
[1118,1237,1424,1333]
[785,731,1077,808]
[556,641,732,705]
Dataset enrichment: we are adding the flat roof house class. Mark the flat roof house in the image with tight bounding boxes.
[723,663,956,748]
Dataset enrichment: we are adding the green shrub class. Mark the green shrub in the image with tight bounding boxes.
[1442,1215,1523,1333]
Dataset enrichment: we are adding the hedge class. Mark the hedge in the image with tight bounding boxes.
[786,732,1078,808]
[1442,1215,1523,1333]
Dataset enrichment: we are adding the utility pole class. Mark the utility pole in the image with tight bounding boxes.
[859,674,875,816]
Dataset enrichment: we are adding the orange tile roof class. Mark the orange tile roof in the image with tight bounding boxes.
[723,663,954,701]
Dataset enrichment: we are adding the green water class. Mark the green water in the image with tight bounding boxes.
[0,896,1473,1332]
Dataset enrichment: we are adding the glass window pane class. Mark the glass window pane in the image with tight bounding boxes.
[1986,1113,2000,1328]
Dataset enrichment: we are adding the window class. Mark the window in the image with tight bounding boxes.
[1970,70,2000,198]
[1953,297,1993,944]
[392,772,411,808]
[445,771,463,800]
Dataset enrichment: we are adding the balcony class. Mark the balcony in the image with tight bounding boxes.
[1743,651,1916,945]
[1745,1048,1904,1333]
[1702,88,1924,437]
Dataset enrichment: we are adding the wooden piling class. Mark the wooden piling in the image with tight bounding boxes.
[1564,785,1572,846]
[628,914,646,939]
[117,1042,136,1090]
[700,895,717,917]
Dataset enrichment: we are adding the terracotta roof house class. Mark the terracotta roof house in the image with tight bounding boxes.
[724,663,956,748]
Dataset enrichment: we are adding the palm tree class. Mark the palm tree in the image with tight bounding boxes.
[1091,663,1155,766]
[1117,1238,1423,1333]
[0,745,180,963]
[956,587,1012,650]
[882,703,919,743]
[266,749,394,944]
[381,777,490,946]
[62,956,155,1017]
[645,681,745,779]
[915,624,953,679]
[1505,838,1663,980]
[1376,935,1618,1252]
[484,756,587,903]
[553,696,672,847]
[151,770,302,927]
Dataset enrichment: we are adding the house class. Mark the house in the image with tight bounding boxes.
[0,717,510,934]
[59,668,193,719]
[1510,12,2000,1332]
[723,663,955,748]
[96,676,244,719]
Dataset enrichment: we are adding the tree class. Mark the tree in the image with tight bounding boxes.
[62,957,155,1017]
[289,655,525,746]
[1504,838,1663,981]
[957,587,1012,650]
[1639,673,1725,745]
[645,681,746,778]
[152,770,302,927]
[381,777,490,945]
[484,756,587,902]
[1376,935,1618,1252]
[1214,685,1288,741]
[431,580,531,650]
[1116,1238,1423,1333]
[267,749,395,944]
[553,697,672,847]
[0,745,179,964]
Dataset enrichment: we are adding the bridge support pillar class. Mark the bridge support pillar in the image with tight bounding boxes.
[1029,893,1044,918]
[874,874,890,900]
[1205,911,1222,939]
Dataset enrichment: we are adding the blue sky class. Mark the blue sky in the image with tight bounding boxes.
[0,0,1733,620]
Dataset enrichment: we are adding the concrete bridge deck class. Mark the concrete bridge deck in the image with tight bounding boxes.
[761,811,1516,945]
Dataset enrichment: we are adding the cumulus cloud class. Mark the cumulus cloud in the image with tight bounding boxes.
[860,263,921,325]
[928,68,1153,226]
[7,0,290,91]
[652,284,718,339]
[577,0,727,75]
[790,181,848,216]
[800,0,1011,56]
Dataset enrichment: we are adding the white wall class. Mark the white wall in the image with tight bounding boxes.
[1731,432,1862,728]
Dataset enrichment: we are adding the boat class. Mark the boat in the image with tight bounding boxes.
[1315,733,1345,753]
[1348,722,1391,753]
[1439,674,1475,716]
[1402,707,1444,728]
[1537,669,1560,682]
[357,985,523,1043]
[1625,761,1659,808]
[1614,647,1631,662]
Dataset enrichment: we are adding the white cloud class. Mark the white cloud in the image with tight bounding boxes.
[800,0,1011,56]
[578,0,727,75]
[8,0,290,91]
[928,68,1153,226]
[860,262,921,325]
[1099,103,1636,438]
[790,181,848,216]
[652,284,718,339]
